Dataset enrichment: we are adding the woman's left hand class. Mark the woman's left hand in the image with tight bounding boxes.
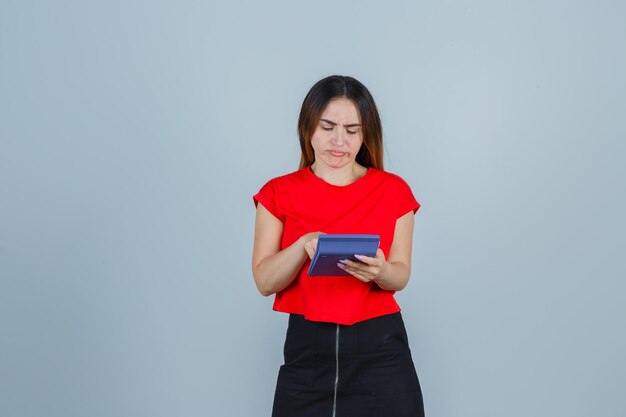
[337,248,388,283]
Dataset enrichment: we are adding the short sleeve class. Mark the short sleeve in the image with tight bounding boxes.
[253,178,285,223]
[395,176,420,218]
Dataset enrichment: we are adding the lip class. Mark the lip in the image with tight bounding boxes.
[328,150,346,157]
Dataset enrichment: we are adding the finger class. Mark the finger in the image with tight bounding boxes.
[353,254,378,266]
[350,268,375,282]
[338,263,371,282]
[341,259,379,277]
[340,260,378,279]
[339,259,363,269]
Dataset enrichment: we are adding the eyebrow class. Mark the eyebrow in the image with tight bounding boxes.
[320,118,361,128]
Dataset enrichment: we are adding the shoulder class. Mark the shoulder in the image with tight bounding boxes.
[369,168,413,189]
[254,169,309,220]
[260,167,309,189]
[372,169,420,214]
[255,168,310,200]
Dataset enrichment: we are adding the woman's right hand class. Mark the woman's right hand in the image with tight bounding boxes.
[301,231,325,260]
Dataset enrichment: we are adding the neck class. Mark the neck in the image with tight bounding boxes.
[310,162,367,186]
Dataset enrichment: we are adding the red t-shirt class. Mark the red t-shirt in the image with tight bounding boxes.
[253,166,420,325]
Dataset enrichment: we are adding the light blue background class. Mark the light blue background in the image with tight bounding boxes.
[1,1,625,416]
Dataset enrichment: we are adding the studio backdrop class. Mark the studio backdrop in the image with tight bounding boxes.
[1,1,625,416]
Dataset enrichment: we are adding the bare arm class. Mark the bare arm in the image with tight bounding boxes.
[251,203,322,296]
[338,210,415,291]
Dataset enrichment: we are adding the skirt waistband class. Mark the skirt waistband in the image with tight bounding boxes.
[284,312,410,366]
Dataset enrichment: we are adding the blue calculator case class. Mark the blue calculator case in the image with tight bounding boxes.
[307,234,380,276]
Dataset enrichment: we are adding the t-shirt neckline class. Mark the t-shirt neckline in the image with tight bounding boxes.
[306,165,373,189]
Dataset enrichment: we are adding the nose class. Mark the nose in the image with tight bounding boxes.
[330,129,345,146]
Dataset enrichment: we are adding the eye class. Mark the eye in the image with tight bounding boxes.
[346,129,357,135]
[321,125,333,131]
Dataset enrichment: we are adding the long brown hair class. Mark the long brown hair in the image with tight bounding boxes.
[297,75,384,170]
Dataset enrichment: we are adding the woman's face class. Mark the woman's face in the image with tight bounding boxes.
[310,98,363,169]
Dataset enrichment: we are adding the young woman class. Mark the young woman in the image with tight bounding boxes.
[252,75,425,417]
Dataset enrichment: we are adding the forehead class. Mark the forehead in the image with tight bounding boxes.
[320,98,360,122]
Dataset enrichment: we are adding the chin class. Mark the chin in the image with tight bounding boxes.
[323,159,350,169]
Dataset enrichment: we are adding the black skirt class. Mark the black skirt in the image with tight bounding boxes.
[272,312,425,417]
